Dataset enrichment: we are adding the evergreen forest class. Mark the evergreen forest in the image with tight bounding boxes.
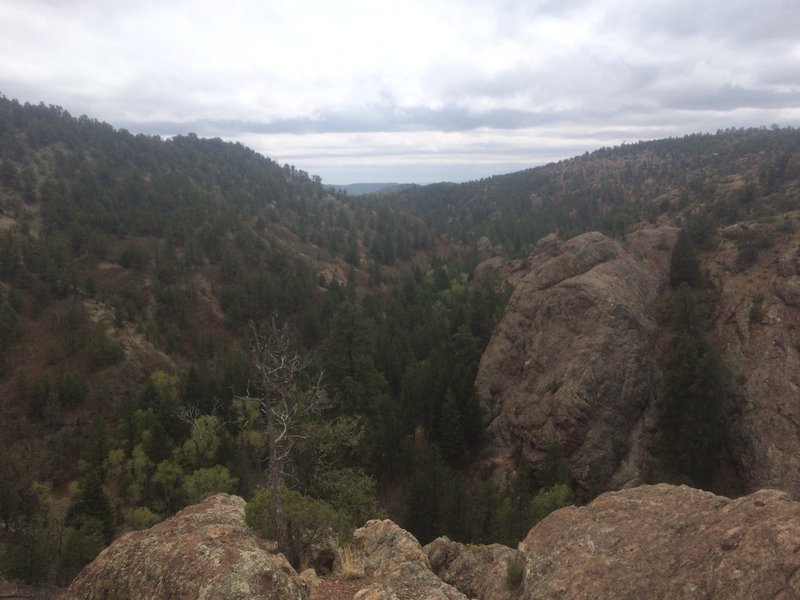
[1,95,800,584]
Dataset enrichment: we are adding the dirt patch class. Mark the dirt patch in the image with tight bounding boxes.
[312,577,372,600]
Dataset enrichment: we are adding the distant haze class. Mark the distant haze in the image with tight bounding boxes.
[1,0,799,183]
[333,183,403,196]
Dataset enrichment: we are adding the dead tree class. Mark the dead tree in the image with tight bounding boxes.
[245,318,325,561]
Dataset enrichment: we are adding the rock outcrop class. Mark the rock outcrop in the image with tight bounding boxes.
[709,233,800,497]
[352,519,467,600]
[424,537,524,600]
[520,483,800,599]
[62,494,308,600]
[61,485,800,600]
[476,229,677,494]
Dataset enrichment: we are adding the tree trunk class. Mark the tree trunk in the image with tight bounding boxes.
[265,387,290,561]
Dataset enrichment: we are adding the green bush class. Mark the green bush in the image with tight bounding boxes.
[183,465,237,504]
[65,472,115,543]
[246,486,352,565]
[307,467,383,526]
[529,483,573,525]
[123,506,161,530]
[736,244,758,270]
[506,556,525,588]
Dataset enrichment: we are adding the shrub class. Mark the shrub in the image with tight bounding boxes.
[506,556,525,588]
[246,486,352,567]
[65,472,115,543]
[182,465,236,504]
[123,506,161,530]
[529,483,573,525]
[306,467,383,526]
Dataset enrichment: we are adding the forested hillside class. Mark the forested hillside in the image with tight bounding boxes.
[2,94,800,588]
[0,97,510,585]
[381,127,800,257]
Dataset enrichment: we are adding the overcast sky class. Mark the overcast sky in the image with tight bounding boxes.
[1,0,799,184]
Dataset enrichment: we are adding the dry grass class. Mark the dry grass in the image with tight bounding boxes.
[337,546,365,580]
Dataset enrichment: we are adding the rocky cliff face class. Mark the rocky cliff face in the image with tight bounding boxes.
[477,220,800,499]
[520,484,800,599]
[475,228,678,494]
[709,225,800,497]
[61,494,309,600]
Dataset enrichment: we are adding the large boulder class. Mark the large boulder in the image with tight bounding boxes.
[476,229,677,494]
[519,484,800,599]
[352,519,467,600]
[424,537,524,600]
[61,494,308,600]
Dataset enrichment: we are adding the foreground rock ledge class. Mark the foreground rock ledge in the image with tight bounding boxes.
[522,483,800,600]
[353,519,467,599]
[61,493,307,600]
[61,485,800,600]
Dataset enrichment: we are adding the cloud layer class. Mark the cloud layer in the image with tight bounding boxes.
[1,0,799,182]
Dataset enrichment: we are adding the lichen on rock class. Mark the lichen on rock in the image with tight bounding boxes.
[352,519,467,600]
[61,494,309,600]
[519,484,800,600]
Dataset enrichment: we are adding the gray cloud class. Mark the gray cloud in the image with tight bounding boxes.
[121,102,661,139]
[660,85,800,112]
[123,107,551,137]
[1,0,800,183]
[615,0,800,43]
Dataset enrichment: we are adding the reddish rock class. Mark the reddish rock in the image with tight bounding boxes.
[425,537,525,600]
[520,484,800,600]
[710,236,800,497]
[62,494,308,600]
[476,229,677,494]
[353,520,467,600]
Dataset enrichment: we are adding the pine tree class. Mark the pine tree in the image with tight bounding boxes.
[438,389,465,466]
[669,229,701,288]
[65,471,115,543]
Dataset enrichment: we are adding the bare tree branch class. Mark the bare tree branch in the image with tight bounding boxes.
[238,317,327,564]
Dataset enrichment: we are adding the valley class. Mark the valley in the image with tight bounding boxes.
[1,96,800,594]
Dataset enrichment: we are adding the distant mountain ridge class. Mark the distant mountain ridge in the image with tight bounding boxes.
[377,127,800,258]
[332,182,417,195]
